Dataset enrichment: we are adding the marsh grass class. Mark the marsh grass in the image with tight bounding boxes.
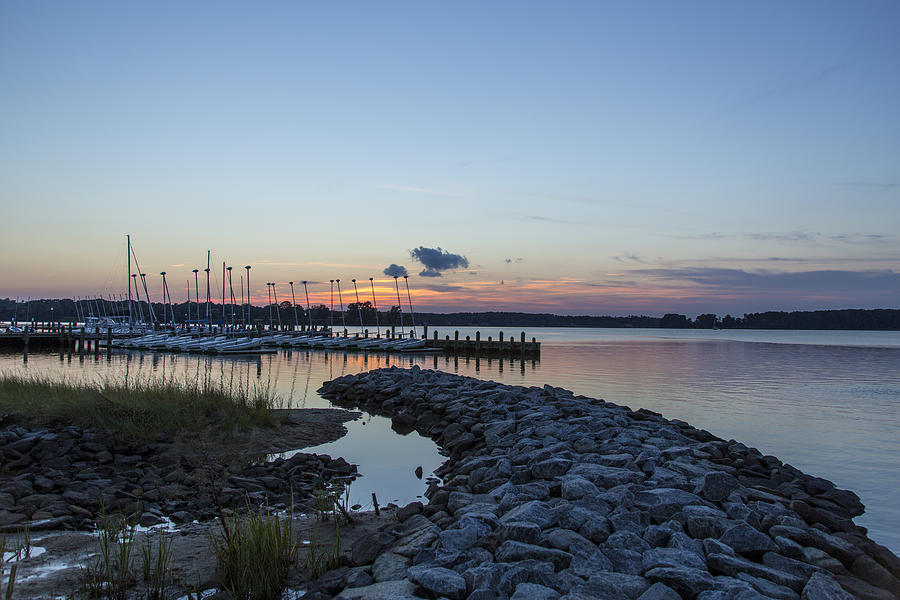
[213,505,299,600]
[141,532,174,600]
[80,512,137,600]
[0,372,278,440]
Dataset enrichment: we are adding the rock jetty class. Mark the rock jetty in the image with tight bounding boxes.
[0,417,358,531]
[316,366,900,600]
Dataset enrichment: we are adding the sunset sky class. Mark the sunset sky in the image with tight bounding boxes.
[2,1,898,316]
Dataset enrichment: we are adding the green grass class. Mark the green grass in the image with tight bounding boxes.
[0,372,278,440]
[213,505,299,600]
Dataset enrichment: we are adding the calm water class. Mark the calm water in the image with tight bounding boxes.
[2,328,898,551]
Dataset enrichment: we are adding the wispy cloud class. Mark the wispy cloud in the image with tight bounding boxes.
[673,230,892,246]
[825,180,900,190]
[612,254,644,264]
[741,64,843,106]
[634,266,900,294]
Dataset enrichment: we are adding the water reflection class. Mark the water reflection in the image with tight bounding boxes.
[1,331,899,551]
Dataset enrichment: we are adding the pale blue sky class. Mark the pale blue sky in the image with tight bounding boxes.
[1,1,898,315]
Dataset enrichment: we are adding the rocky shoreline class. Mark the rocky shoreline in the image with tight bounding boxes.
[0,408,360,532]
[313,366,900,600]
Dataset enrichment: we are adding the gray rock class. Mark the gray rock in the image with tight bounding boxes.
[334,579,418,600]
[569,464,644,489]
[636,582,682,600]
[532,459,573,480]
[501,500,556,529]
[800,572,855,600]
[496,540,574,570]
[396,501,423,522]
[850,554,900,593]
[763,552,826,580]
[572,571,651,600]
[719,523,778,558]
[500,521,543,544]
[736,572,799,600]
[644,566,716,598]
[642,547,707,572]
[707,552,806,592]
[694,472,739,502]
[561,475,602,500]
[407,565,467,599]
[345,568,375,589]
[351,532,396,566]
[372,552,411,582]
[511,582,561,600]
[634,488,708,521]
[392,521,440,558]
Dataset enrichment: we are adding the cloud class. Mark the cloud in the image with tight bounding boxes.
[612,254,644,264]
[504,257,524,264]
[409,246,469,277]
[383,264,408,277]
[673,230,892,246]
[826,180,900,190]
[741,64,843,105]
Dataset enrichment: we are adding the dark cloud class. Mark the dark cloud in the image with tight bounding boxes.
[409,246,469,278]
[504,257,524,264]
[421,283,459,293]
[673,231,892,246]
[383,264,408,277]
[613,254,644,263]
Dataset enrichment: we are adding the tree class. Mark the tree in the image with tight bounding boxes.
[694,314,719,329]
[346,301,376,326]
[660,313,692,328]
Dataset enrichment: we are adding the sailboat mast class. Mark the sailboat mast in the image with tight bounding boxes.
[393,276,405,337]
[336,279,346,332]
[272,283,282,330]
[205,250,211,327]
[227,267,235,328]
[127,234,133,326]
[221,262,226,328]
[289,282,299,330]
[302,281,313,330]
[404,275,417,339]
[352,279,364,332]
[369,277,380,338]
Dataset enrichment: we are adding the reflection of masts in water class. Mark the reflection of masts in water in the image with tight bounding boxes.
[404,275,417,339]
[336,279,346,333]
[302,281,313,330]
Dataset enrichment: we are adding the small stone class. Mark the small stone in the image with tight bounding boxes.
[637,582,684,600]
[372,552,411,582]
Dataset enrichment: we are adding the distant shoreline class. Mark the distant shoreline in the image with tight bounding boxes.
[2,299,900,331]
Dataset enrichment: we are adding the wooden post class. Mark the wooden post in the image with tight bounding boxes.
[372,493,380,516]
[499,331,504,357]
[423,325,428,339]
[79,328,86,355]
[475,330,481,356]
[465,335,470,356]
[454,330,459,354]
[433,330,438,342]
[521,331,526,361]
[533,337,538,357]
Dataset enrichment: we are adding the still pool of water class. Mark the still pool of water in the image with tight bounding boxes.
[2,327,899,551]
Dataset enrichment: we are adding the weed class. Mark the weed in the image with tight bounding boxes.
[141,531,174,600]
[80,511,137,600]
[213,505,299,600]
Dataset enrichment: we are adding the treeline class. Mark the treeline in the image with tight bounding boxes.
[2,299,899,330]
[660,309,900,330]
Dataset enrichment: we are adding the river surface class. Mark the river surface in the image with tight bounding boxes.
[2,327,898,551]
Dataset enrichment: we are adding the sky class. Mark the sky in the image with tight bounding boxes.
[1,1,898,317]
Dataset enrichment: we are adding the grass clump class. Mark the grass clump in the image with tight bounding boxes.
[80,513,137,600]
[0,372,277,440]
[141,532,174,600]
[213,505,299,600]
